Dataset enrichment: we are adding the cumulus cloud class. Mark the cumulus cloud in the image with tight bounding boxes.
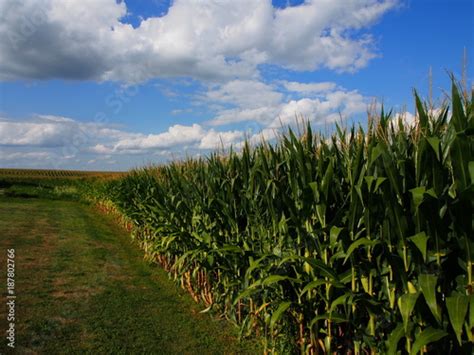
[272,90,367,127]
[89,144,114,155]
[0,0,397,83]
[0,115,137,149]
[205,80,368,128]
[113,124,206,151]
[0,115,248,156]
[209,106,279,126]
[198,129,244,149]
[0,120,76,147]
[280,81,337,94]
[0,151,52,161]
[206,80,283,109]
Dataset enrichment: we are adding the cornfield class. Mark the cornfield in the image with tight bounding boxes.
[0,168,124,179]
[84,81,473,354]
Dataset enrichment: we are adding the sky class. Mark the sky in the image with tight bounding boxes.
[0,0,472,171]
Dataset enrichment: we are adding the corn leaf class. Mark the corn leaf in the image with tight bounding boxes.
[410,327,447,355]
[270,302,291,329]
[419,274,441,324]
[446,293,469,345]
[398,292,419,332]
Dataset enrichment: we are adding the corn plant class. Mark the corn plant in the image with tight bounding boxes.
[82,80,473,354]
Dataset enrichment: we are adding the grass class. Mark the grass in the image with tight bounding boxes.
[0,196,260,354]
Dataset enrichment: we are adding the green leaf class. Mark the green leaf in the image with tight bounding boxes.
[374,177,387,192]
[321,160,333,200]
[451,136,470,192]
[386,323,405,355]
[427,137,441,160]
[302,257,339,282]
[410,327,447,355]
[309,181,319,201]
[219,245,244,254]
[419,274,441,323]
[469,161,474,185]
[310,313,347,327]
[409,232,428,261]
[234,277,266,304]
[449,82,470,190]
[206,254,214,266]
[470,294,474,330]
[410,186,426,210]
[270,301,291,329]
[300,279,326,296]
[344,237,379,264]
[369,143,383,167]
[316,203,326,228]
[448,181,457,198]
[415,92,429,131]
[365,176,375,192]
[398,292,419,332]
[330,226,343,247]
[451,80,467,132]
[262,275,302,287]
[446,293,469,345]
[424,188,437,199]
[330,293,351,313]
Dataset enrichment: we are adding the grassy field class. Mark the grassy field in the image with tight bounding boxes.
[0,195,259,354]
[0,168,125,201]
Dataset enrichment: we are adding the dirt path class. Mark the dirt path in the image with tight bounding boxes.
[0,197,258,354]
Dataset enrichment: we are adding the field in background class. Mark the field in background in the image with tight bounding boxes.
[0,168,126,200]
[0,168,125,178]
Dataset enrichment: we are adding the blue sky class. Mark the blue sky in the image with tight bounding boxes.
[0,0,472,171]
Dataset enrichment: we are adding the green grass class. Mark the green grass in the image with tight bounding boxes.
[0,197,260,354]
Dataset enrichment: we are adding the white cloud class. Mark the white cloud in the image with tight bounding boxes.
[209,106,279,126]
[281,81,337,94]
[0,115,139,150]
[0,151,52,161]
[0,120,75,147]
[0,0,397,83]
[198,129,244,149]
[0,115,251,159]
[205,81,368,129]
[113,124,206,150]
[112,123,246,152]
[89,144,114,154]
[206,80,283,108]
